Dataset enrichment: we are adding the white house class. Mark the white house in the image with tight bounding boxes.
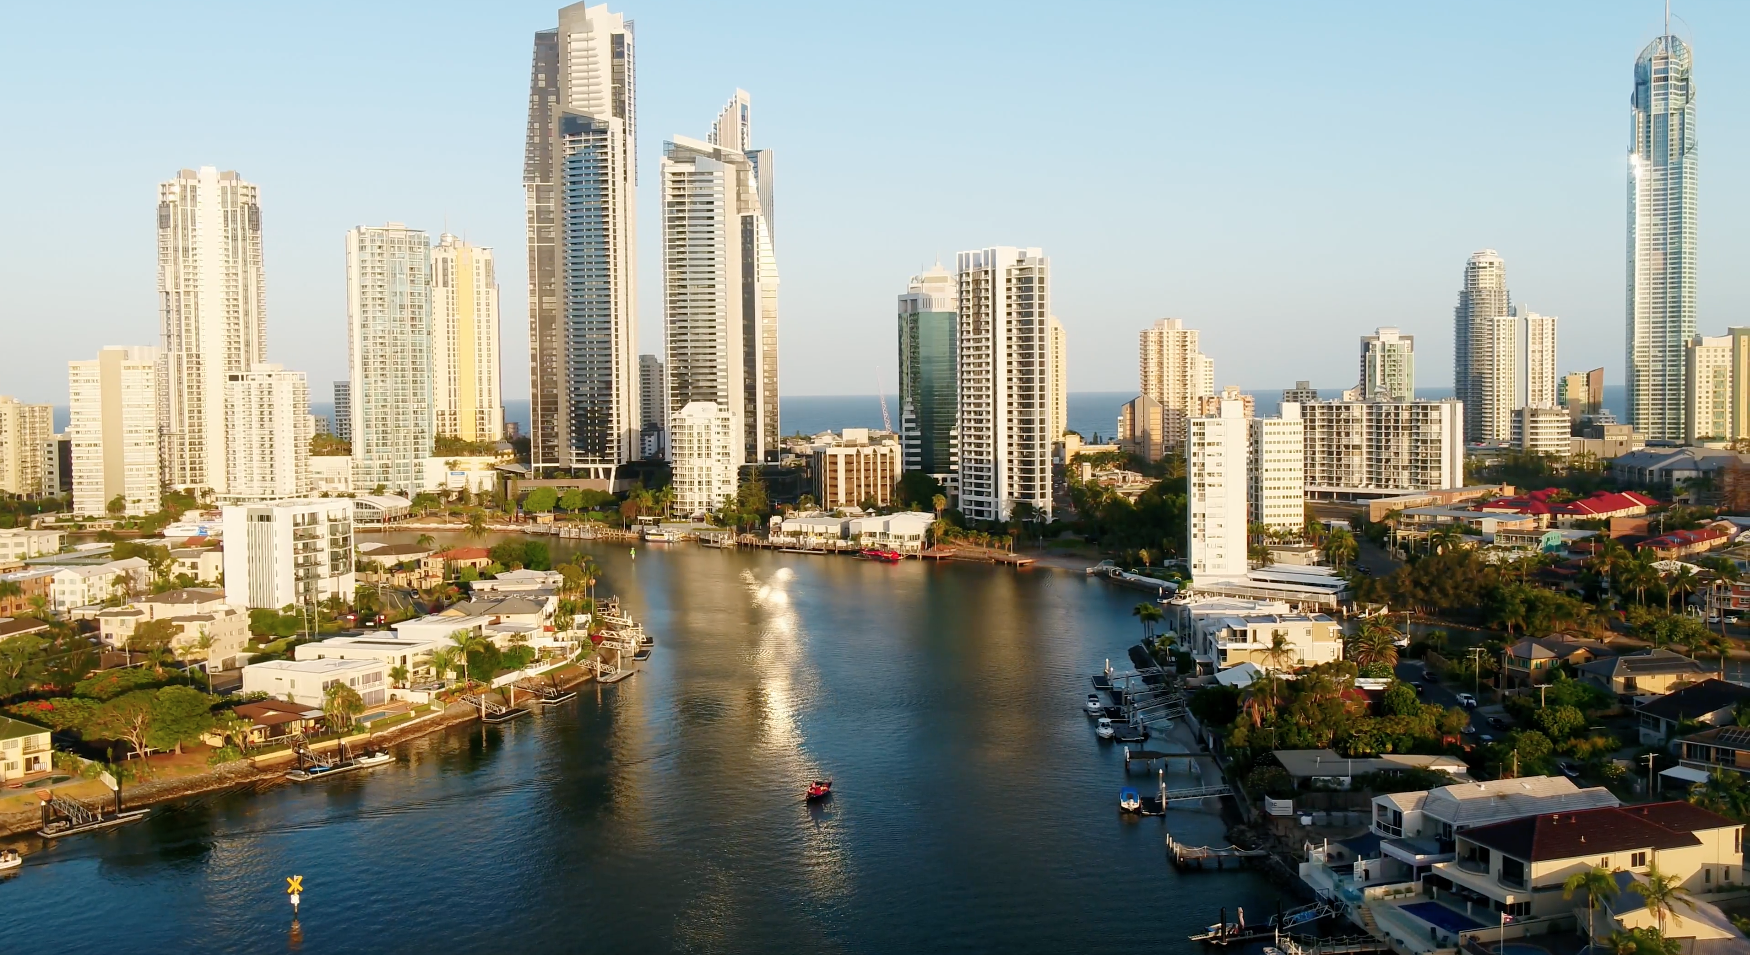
[468,569,563,593]
[168,547,225,584]
[1169,594,1344,674]
[845,511,936,553]
[94,588,250,668]
[51,557,150,612]
[769,513,848,548]
[293,633,446,683]
[242,657,388,710]
[0,528,64,561]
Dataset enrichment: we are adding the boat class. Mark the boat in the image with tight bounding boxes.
[1118,787,1142,813]
[637,633,655,647]
[286,761,363,783]
[806,779,833,801]
[856,548,903,563]
[598,668,635,685]
[1084,693,1104,715]
[1095,717,1115,740]
[632,647,652,661]
[0,849,20,871]
[1263,947,1287,955]
[1111,722,1149,743]
[354,751,395,768]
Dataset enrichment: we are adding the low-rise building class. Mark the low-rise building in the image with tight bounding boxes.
[467,569,563,593]
[1271,749,1470,790]
[1171,596,1344,674]
[1638,679,1750,746]
[241,657,389,710]
[0,715,53,781]
[812,433,903,510]
[231,699,325,745]
[1492,527,1597,555]
[309,454,352,495]
[769,513,849,548]
[0,567,56,616]
[422,547,493,580]
[222,498,355,611]
[845,512,936,553]
[50,557,150,612]
[1579,648,1713,700]
[1502,635,1613,687]
[168,547,225,584]
[93,588,250,668]
[1613,447,1748,495]
[292,633,446,684]
[1677,725,1750,779]
[0,528,64,561]
[1638,526,1732,560]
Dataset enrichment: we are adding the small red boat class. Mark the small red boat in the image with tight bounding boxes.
[857,549,903,563]
[806,779,833,801]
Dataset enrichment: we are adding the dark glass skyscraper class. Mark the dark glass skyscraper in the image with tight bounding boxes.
[898,266,958,479]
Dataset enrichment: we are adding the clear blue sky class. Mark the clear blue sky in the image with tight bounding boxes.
[5,1,1748,407]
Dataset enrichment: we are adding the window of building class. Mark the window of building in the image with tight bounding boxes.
[1632,851,1648,868]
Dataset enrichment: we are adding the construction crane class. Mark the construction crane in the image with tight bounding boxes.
[876,369,893,432]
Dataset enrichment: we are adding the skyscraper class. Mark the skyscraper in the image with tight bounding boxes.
[1358,327,1414,400]
[956,247,1053,523]
[660,93,779,468]
[1249,403,1304,536]
[526,3,639,477]
[1627,31,1698,442]
[1048,316,1067,444]
[1520,308,1559,409]
[638,354,666,459]
[332,381,352,442]
[1186,397,1249,580]
[224,364,313,502]
[429,234,503,444]
[69,347,162,517]
[0,397,52,499]
[346,224,432,496]
[898,266,958,480]
[1454,249,1512,442]
[157,167,268,497]
[1685,335,1732,444]
[1558,368,1605,419]
[1139,318,1214,449]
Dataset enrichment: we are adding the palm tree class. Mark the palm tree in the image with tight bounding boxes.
[1668,566,1701,615]
[416,533,436,551]
[429,647,459,683]
[323,681,366,735]
[1263,628,1298,673]
[1564,866,1619,944]
[1325,528,1358,570]
[1132,602,1163,639]
[194,627,216,697]
[1348,619,1399,670]
[1427,525,1465,556]
[931,494,947,519]
[389,665,409,689]
[449,628,487,686]
[465,511,488,541]
[1631,864,1696,936]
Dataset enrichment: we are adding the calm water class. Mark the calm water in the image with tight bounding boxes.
[0,538,1284,954]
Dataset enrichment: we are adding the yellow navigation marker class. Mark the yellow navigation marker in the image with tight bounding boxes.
[286,875,303,895]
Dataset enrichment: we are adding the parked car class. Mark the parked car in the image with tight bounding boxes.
[1558,762,1581,781]
[1456,692,1477,708]
[1488,716,1509,730]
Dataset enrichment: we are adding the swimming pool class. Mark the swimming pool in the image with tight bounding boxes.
[1399,901,1486,933]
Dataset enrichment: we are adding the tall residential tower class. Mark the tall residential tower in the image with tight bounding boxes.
[1359,327,1414,400]
[898,266,958,481]
[430,234,503,443]
[1139,318,1214,449]
[1626,32,1698,441]
[956,247,1053,523]
[346,225,432,496]
[1454,249,1512,442]
[526,2,640,477]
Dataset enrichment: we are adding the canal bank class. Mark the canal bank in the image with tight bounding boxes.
[1,537,1287,955]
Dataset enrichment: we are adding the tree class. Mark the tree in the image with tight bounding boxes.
[323,681,366,733]
[1348,620,1399,670]
[1630,865,1696,936]
[107,494,127,517]
[558,488,585,513]
[416,533,436,550]
[893,471,945,511]
[1324,528,1358,569]
[1689,768,1750,822]
[389,665,409,689]
[1564,866,1619,944]
[89,690,158,768]
[524,487,559,514]
[429,647,459,682]
[147,685,214,755]
[466,510,488,541]
[1603,928,1681,955]
[1132,602,1162,639]
[449,629,487,685]
[1263,629,1298,673]
[1534,704,1587,742]
[1381,680,1421,717]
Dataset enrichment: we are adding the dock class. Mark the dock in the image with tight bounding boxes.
[1166,830,1267,870]
[36,790,149,839]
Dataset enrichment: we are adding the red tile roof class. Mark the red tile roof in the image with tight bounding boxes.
[1462,801,1731,862]
[1638,527,1728,551]
[434,548,492,560]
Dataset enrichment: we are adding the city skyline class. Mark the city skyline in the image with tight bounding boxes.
[9,3,1750,408]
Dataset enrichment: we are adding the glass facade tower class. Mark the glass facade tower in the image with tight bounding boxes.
[898,266,958,478]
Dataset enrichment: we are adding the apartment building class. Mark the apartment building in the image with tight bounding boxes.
[429,233,503,443]
[956,247,1054,522]
[225,364,313,502]
[898,266,959,480]
[1513,406,1571,459]
[1187,397,1249,579]
[1686,335,1734,444]
[0,529,63,562]
[347,224,432,496]
[221,499,356,610]
[1249,404,1304,535]
[0,397,53,498]
[69,346,162,516]
[95,588,249,668]
[1300,398,1464,500]
[813,432,902,510]
[1140,318,1215,448]
[668,401,737,517]
[1359,327,1415,400]
[50,558,150,612]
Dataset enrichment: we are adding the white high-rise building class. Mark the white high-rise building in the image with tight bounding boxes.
[1048,316,1067,443]
[1513,406,1572,460]
[331,381,351,442]
[1359,327,1414,400]
[956,247,1053,523]
[222,499,355,611]
[429,234,503,444]
[639,354,667,459]
[660,92,780,467]
[0,398,53,499]
[668,401,736,517]
[224,364,312,502]
[69,347,162,517]
[1140,318,1215,449]
[347,224,432,496]
[158,167,268,497]
[1187,398,1249,580]
[526,3,640,476]
[1520,308,1559,410]
[1686,335,1733,444]
[1454,250,1512,443]
[1300,398,1464,498]
[1249,403,1304,535]
[1627,32,1698,442]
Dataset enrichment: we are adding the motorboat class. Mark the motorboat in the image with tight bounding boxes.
[856,548,903,563]
[1118,787,1141,813]
[1096,717,1115,740]
[806,779,833,801]
[0,848,20,871]
[1263,947,1287,955]
[1084,694,1104,715]
[632,647,652,661]
[354,751,395,768]
[637,633,655,648]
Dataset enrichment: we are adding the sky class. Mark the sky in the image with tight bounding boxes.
[5,1,1750,409]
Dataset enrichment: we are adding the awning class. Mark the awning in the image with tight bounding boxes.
[1661,765,1713,786]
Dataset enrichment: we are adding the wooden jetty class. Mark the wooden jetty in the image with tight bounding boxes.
[462,693,531,724]
[36,788,148,839]
[1166,830,1267,870]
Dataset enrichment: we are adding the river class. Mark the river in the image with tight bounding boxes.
[0,535,1287,954]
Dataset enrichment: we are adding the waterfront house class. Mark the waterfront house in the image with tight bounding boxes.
[1502,635,1612,688]
[768,513,849,549]
[845,512,936,553]
[422,547,493,580]
[1637,679,1750,746]
[231,700,326,745]
[1594,869,1750,949]
[468,568,564,593]
[95,588,250,668]
[1427,803,1742,922]
[0,715,52,781]
[437,595,556,630]
[1677,725,1750,780]
[241,658,388,710]
[293,633,447,686]
[1170,595,1344,675]
[1271,749,1470,790]
[1578,648,1712,701]
[1302,776,1617,906]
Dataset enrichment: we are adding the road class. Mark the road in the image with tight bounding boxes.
[1393,657,1510,740]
